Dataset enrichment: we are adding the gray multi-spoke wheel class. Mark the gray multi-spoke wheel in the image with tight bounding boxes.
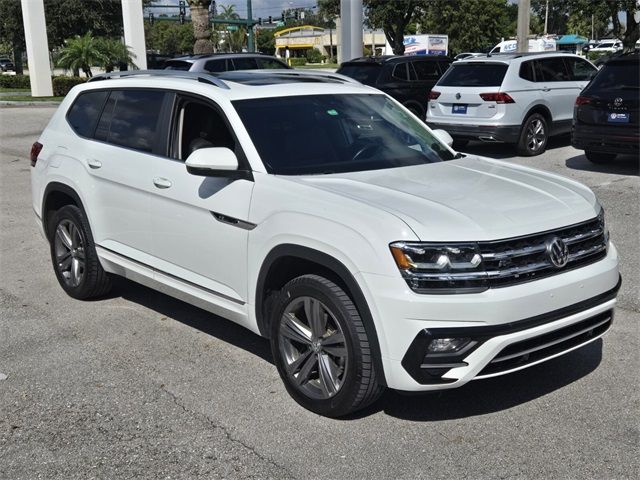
[48,205,111,299]
[279,296,348,400]
[517,113,548,156]
[270,274,384,417]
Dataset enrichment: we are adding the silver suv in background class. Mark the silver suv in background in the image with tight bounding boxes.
[426,52,597,155]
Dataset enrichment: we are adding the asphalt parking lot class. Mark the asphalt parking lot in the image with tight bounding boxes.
[1,106,638,479]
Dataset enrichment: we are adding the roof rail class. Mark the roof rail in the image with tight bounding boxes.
[88,69,230,89]
[256,69,362,85]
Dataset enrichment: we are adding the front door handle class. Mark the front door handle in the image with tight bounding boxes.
[542,87,551,92]
[153,177,172,189]
[87,159,102,169]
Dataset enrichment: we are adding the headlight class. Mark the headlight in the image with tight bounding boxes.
[597,205,609,246]
[389,242,488,294]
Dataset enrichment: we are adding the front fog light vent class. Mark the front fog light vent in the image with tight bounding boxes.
[427,337,471,353]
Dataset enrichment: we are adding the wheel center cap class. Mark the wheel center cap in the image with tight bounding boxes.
[312,340,322,353]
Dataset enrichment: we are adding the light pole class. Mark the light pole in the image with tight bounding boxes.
[517,0,531,53]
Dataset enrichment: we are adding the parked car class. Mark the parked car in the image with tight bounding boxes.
[454,52,483,61]
[589,40,623,53]
[426,52,598,155]
[30,69,619,417]
[164,53,290,72]
[0,57,15,72]
[336,55,452,119]
[572,53,639,163]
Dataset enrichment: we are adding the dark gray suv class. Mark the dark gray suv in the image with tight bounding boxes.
[164,53,290,73]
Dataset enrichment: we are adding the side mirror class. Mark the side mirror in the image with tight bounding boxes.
[431,129,454,148]
[185,147,250,179]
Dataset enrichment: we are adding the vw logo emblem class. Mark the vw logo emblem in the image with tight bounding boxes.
[614,97,623,107]
[546,237,569,268]
[455,92,461,100]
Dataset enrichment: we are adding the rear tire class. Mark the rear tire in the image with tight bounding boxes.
[517,113,548,156]
[48,205,111,300]
[269,274,384,417]
[585,150,616,164]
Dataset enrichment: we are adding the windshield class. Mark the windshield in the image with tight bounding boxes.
[438,63,508,87]
[233,94,455,175]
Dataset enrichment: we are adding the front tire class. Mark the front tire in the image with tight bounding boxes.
[48,205,111,299]
[585,150,616,164]
[517,113,548,156]
[269,274,383,417]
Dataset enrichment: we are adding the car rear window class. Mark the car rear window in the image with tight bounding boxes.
[588,62,639,90]
[437,63,508,87]
[164,60,192,71]
[232,57,259,70]
[66,91,109,138]
[336,64,381,85]
[258,58,288,69]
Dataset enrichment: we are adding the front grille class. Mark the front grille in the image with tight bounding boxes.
[477,310,613,376]
[479,215,607,289]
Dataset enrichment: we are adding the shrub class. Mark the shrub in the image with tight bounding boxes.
[52,76,86,96]
[289,57,307,67]
[305,48,324,64]
[587,51,609,62]
[0,75,31,89]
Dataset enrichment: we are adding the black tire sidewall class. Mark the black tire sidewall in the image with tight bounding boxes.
[518,113,548,156]
[269,276,366,417]
[48,205,102,299]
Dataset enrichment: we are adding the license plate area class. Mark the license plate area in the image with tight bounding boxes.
[452,104,468,114]
[608,112,629,123]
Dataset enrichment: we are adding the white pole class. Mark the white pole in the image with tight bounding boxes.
[122,0,147,70]
[349,0,363,59]
[339,0,350,64]
[20,0,53,97]
[517,0,531,53]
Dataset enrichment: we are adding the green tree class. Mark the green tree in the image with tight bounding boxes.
[96,37,137,72]
[187,0,214,54]
[419,0,518,55]
[57,32,107,77]
[146,22,194,56]
[256,28,275,55]
[365,0,425,55]
[0,0,25,73]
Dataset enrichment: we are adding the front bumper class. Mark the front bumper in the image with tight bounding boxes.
[358,243,620,391]
[427,121,521,143]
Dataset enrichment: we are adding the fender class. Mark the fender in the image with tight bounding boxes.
[42,181,87,238]
[256,244,387,386]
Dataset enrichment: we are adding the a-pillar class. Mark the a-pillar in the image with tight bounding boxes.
[122,0,147,70]
[20,0,53,97]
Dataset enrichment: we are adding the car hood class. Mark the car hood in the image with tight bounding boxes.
[289,156,597,241]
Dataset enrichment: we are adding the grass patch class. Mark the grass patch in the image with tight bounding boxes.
[0,87,30,93]
[0,95,63,102]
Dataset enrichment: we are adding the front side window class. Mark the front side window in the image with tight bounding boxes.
[535,58,570,82]
[175,99,235,160]
[391,63,410,81]
[565,57,596,81]
[102,90,165,152]
[66,91,109,137]
[233,94,455,175]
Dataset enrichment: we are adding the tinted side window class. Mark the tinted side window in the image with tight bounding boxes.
[204,59,228,72]
[232,57,259,70]
[391,63,409,81]
[106,90,165,153]
[412,61,439,80]
[67,91,109,137]
[258,58,288,69]
[164,60,192,71]
[536,58,570,82]
[94,92,116,142]
[565,57,596,81]
[519,60,535,81]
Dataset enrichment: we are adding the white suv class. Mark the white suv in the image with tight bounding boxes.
[427,52,597,155]
[31,70,620,417]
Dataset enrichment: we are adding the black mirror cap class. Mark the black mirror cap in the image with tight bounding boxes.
[186,165,254,181]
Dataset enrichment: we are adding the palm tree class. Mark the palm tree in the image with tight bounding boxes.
[188,0,214,54]
[96,38,137,73]
[217,4,244,53]
[57,33,107,78]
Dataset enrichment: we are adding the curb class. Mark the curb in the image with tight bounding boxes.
[0,101,61,107]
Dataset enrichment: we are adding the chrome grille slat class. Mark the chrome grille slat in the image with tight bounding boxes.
[478,216,606,289]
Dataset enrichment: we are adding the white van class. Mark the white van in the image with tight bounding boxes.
[490,38,557,54]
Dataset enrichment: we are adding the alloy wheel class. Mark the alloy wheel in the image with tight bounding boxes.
[54,219,86,288]
[526,119,546,152]
[278,296,348,400]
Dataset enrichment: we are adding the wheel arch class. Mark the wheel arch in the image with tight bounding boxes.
[256,244,387,386]
[42,182,87,239]
[523,104,552,127]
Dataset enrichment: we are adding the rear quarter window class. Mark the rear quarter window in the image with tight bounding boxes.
[66,91,109,138]
[437,63,508,87]
[336,64,381,85]
[164,60,192,71]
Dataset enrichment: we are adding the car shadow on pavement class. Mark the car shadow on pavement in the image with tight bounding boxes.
[354,340,602,421]
[460,134,571,159]
[110,277,274,365]
[565,154,639,176]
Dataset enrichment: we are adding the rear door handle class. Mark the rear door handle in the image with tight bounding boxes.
[153,177,172,189]
[87,159,102,169]
[542,87,551,92]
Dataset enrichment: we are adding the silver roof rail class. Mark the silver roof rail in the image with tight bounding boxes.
[265,69,362,85]
[88,69,230,90]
